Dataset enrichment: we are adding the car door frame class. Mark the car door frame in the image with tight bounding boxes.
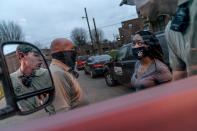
[121,44,137,87]
[85,57,94,73]
[113,45,130,85]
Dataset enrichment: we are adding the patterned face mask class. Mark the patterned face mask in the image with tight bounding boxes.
[132,47,148,60]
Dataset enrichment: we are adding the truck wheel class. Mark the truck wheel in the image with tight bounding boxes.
[104,71,116,87]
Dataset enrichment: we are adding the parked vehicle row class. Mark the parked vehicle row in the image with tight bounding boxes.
[84,55,112,78]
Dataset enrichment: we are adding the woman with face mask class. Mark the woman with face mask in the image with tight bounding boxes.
[131,31,172,91]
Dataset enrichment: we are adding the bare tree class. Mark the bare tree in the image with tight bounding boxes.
[91,28,104,43]
[34,41,49,49]
[71,27,88,46]
[0,21,24,43]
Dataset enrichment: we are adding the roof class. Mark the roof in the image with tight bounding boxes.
[119,0,136,6]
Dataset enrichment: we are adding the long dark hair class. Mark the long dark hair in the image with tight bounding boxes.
[135,31,164,63]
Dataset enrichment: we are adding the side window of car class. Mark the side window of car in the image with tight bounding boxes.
[87,58,91,63]
[127,46,135,60]
[117,47,128,61]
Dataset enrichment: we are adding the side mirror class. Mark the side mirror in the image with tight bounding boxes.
[0,41,54,119]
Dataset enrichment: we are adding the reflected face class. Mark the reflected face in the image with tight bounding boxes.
[132,34,148,48]
[23,51,43,70]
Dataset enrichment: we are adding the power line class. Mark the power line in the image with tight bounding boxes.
[105,15,136,23]
[99,22,121,29]
[37,17,135,43]
[99,16,137,29]
[99,14,137,27]
[38,32,71,43]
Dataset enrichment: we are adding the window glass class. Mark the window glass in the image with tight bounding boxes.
[94,55,112,61]
[117,47,128,61]
[128,24,133,29]
[78,56,89,61]
[87,57,92,62]
[127,46,135,60]
[159,15,165,30]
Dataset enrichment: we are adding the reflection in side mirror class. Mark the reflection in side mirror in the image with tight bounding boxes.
[0,42,54,116]
[17,93,49,112]
[0,80,6,110]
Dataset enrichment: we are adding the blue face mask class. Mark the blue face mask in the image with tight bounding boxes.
[132,47,147,60]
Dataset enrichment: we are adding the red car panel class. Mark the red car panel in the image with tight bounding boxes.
[5,76,197,131]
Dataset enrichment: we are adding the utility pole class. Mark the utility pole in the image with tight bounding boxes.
[93,18,101,55]
[83,8,94,55]
[113,34,116,41]
[112,34,117,49]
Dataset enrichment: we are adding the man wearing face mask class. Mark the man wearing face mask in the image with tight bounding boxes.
[49,38,84,113]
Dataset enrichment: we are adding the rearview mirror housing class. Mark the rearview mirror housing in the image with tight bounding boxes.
[0,41,55,119]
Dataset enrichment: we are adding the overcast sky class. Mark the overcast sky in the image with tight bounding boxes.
[0,0,137,47]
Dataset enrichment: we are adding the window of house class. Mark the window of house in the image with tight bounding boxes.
[103,48,109,52]
[144,26,150,31]
[128,24,133,29]
[86,50,90,55]
[152,21,159,32]
[158,15,165,31]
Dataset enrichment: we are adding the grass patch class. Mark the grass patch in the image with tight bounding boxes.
[104,50,119,58]
[0,83,4,99]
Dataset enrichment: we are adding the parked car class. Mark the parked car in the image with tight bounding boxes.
[76,55,89,70]
[103,43,136,87]
[103,32,170,87]
[84,55,112,78]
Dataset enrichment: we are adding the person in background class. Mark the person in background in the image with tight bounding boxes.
[49,38,86,113]
[130,31,172,91]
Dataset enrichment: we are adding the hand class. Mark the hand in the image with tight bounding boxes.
[68,69,79,78]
